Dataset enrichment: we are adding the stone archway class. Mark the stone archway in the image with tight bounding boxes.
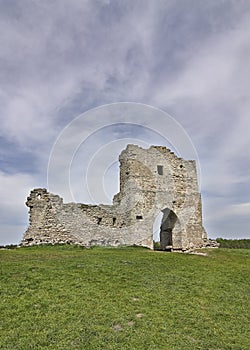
[159,208,178,250]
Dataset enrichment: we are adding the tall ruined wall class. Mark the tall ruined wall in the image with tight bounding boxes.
[114,145,207,249]
[22,144,208,250]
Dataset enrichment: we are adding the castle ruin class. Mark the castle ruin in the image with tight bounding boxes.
[22,144,212,251]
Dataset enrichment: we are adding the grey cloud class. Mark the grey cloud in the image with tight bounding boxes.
[0,0,250,243]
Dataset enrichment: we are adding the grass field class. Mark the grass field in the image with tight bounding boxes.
[1,245,249,350]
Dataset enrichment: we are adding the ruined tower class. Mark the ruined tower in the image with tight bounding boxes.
[22,144,209,250]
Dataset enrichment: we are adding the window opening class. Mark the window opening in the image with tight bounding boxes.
[97,217,102,224]
[157,165,163,175]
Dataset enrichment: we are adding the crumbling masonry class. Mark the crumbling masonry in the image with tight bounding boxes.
[22,144,214,250]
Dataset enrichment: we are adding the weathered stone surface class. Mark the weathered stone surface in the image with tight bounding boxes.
[22,144,214,250]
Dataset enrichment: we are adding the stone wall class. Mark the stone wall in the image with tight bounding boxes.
[22,144,212,250]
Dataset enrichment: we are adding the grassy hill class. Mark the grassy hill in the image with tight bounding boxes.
[1,245,249,349]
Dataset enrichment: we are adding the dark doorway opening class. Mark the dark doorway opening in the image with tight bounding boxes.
[160,209,177,251]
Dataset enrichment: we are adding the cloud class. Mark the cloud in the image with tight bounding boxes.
[0,171,37,244]
[0,0,157,149]
[47,103,200,204]
[231,202,250,216]
[0,0,250,243]
[152,11,250,115]
[203,198,250,239]
[147,8,250,238]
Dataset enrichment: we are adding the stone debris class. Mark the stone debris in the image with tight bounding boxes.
[113,324,122,331]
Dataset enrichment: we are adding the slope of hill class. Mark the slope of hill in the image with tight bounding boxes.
[1,246,249,349]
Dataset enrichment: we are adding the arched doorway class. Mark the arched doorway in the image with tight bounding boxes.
[159,208,177,250]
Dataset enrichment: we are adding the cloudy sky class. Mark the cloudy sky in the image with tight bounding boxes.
[0,0,250,245]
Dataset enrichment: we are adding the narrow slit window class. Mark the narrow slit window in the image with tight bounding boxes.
[136,215,143,220]
[113,217,116,225]
[97,217,102,224]
[157,165,163,175]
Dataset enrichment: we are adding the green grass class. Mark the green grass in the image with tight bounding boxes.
[1,245,249,349]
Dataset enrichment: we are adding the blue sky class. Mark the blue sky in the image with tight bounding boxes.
[0,0,250,245]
